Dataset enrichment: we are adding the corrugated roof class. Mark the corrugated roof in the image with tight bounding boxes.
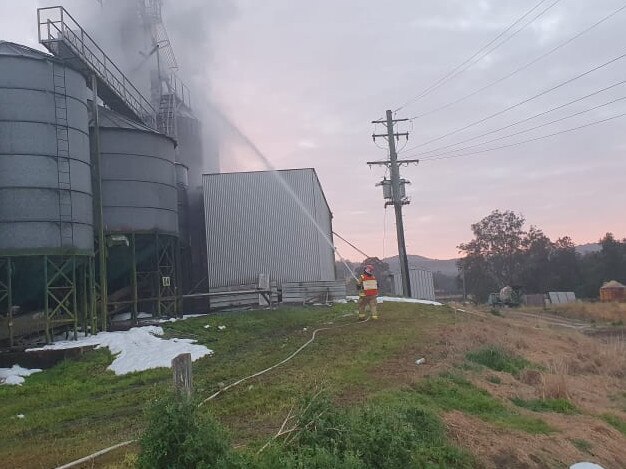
[96,105,158,133]
[0,41,51,60]
[88,104,176,145]
[601,280,625,289]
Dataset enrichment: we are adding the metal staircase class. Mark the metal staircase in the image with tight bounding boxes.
[52,61,74,248]
[38,6,156,128]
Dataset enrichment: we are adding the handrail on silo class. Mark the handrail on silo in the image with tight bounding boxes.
[37,6,157,129]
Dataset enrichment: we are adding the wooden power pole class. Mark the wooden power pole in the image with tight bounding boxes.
[369,110,419,297]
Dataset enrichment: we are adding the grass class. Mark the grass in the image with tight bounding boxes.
[7,301,610,467]
[0,348,168,467]
[409,374,554,434]
[0,302,458,467]
[602,413,626,437]
[138,390,475,468]
[510,397,578,414]
[522,301,626,324]
[466,346,532,376]
[570,438,593,453]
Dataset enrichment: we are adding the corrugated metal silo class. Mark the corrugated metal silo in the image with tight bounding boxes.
[202,168,336,289]
[95,107,178,235]
[0,41,93,253]
[175,162,190,245]
[0,42,94,344]
[90,106,180,318]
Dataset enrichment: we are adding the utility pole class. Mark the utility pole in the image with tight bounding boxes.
[369,110,419,297]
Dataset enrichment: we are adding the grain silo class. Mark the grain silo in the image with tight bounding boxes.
[202,169,336,291]
[0,42,94,345]
[92,106,180,319]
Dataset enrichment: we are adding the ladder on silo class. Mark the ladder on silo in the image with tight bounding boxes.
[157,93,177,138]
[52,62,74,249]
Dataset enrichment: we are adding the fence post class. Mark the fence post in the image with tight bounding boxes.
[172,353,193,398]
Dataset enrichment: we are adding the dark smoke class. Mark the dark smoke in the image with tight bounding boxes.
[38,0,238,173]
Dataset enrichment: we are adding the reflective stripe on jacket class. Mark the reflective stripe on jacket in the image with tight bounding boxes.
[359,274,378,297]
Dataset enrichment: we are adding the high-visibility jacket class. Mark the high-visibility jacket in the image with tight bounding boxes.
[358,273,378,297]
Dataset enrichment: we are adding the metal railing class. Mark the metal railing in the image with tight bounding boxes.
[38,6,156,128]
[167,72,192,110]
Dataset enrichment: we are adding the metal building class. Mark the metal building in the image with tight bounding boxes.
[0,41,94,344]
[203,168,336,289]
[392,269,436,301]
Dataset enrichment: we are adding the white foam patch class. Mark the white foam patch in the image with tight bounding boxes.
[28,326,213,375]
[570,463,606,469]
[346,296,442,306]
[0,365,42,386]
[158,314,209,323]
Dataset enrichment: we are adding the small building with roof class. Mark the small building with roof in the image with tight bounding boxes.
[600,280,626,302]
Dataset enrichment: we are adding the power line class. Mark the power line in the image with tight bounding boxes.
[408,2,626,121]
[401,51,626,153]
[413,95,626,159]
[394,0,559,112]
[404,79,626,159]
[332,231,371,259]
[420,112,626,162]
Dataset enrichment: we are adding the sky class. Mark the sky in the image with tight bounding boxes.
[2,0,625,260]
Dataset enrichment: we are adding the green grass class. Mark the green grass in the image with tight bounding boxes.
[466,346,532,375]
[138,390,475,469]
[408,374,554,434]
[0,302,456,467]
[602,413,626,436]
[570,438,593,453]
[510,397,578,414]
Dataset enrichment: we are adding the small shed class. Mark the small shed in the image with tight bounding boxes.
[600,280,626,302]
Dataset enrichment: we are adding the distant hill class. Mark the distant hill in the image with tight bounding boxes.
[383,243,601,276]
[575,243,601,255]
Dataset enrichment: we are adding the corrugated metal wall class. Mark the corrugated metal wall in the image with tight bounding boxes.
[203,168,336,288]
[392,269,436,301]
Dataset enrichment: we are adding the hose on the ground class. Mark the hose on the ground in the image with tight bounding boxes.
[54,313,370,468]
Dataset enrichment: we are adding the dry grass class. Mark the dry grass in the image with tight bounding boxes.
[541,360,570,400]
[525,301,626,324]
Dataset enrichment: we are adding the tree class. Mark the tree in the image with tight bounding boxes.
[549,236,580,291]
[458,210,586,301]
[458,210,526,288]
[520,226,553,293]
[599,233,626,283]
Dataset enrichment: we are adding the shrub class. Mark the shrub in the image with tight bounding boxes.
[137,393,236,469]
[260,391,474,468]
[466,346,531,375]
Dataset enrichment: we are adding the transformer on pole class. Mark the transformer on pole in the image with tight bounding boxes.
[369,110,419,297]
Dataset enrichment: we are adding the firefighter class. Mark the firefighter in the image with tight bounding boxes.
[356,264,379,320]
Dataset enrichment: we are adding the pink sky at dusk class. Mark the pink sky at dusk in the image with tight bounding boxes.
[2,0,624,261]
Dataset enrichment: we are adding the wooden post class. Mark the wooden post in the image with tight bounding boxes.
[172,353,193,397]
